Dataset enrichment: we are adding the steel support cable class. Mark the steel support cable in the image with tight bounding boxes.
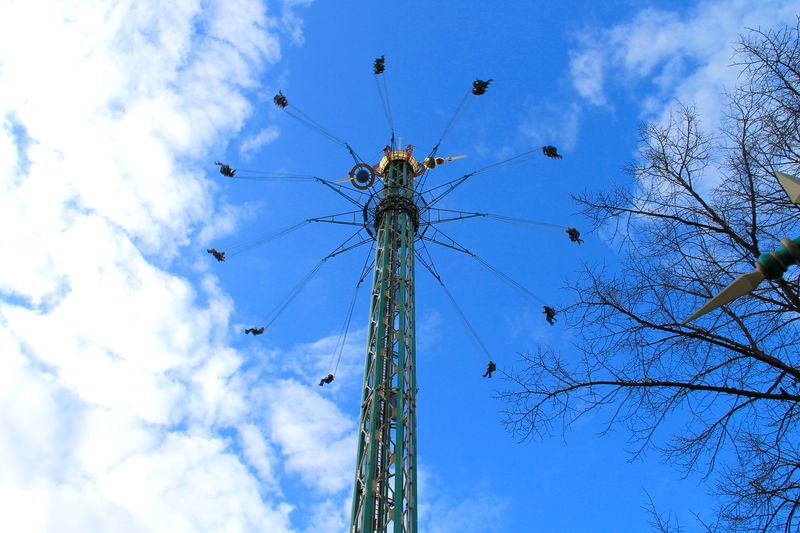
[330,283,360,374]
[416,89,474,192]
[224,220,311,258]
[439,281,494,362]
[484,214,566,230]
[256,229,371,328]
[226,175,317,182]
[423,208,564,228]
[419,146,551,207]
[469,147,549,176]
[414,241,492,361]
[281,105,367,167]
[430,89,472,158]
[422,209,567,235]
[226,173,366,208]
[374,73,395,139]
[233,169,316,177]
[356,245,375,286]
[217,165,316,182]
[420,227,547,305]
[224,173,368,201]
[258,260,324,328]
[471,254,547,305]
[382,75,394,133]
[220,167,317,183]
[328,243,375,375]
[435,90,473,150]
[416,236,443,279]
[284,107,348,147]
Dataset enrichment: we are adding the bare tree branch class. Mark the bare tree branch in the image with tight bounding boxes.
[501,22,800,533]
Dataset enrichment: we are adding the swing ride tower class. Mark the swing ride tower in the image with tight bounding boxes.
[350,146,420,533]
[212,66,568,533]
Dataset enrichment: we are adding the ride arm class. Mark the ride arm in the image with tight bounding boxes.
[315,177,365,208]
[415,240,445,284]
[308,210,365,227]
[418,173,475,208]
[418,227,474,256]
[422,208,487,225]
[419,146,555,207]
[323,229,373,260]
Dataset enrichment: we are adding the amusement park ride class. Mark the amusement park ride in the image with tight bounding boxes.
[210,58,576,533]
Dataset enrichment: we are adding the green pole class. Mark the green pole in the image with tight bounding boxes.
[350,149,419,533]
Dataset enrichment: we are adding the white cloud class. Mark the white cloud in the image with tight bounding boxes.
[195,198,244,247]
[426,494,509,533]
[239,422,281,490]
[568,46,607,107]
[568,0,799,125]
[279,0,314,45]
[417,310,444,353]
[262,379,357,495]
[301,498,349,533]
[95,432,294,533]
[278,327,366,389]
[519,100,582,154]
[0,0,321,531]
[240,125,281,154]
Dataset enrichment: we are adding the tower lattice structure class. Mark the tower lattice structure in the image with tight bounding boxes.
[350,147,420,533]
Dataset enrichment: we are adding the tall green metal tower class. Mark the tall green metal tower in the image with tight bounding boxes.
[350,145,420,533]
[213,73,559,533]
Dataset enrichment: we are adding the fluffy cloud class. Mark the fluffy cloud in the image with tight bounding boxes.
[518,100,582,154]
[241,125,281,154]
[262,379,356,495]
[568,0,798,124]
[0,1,347,532]
[569,47,607,107]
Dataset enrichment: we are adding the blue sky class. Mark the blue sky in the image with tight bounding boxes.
[1,1,798,532]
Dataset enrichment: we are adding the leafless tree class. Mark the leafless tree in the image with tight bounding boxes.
[644,491,688,533]
[500,22,800,533]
